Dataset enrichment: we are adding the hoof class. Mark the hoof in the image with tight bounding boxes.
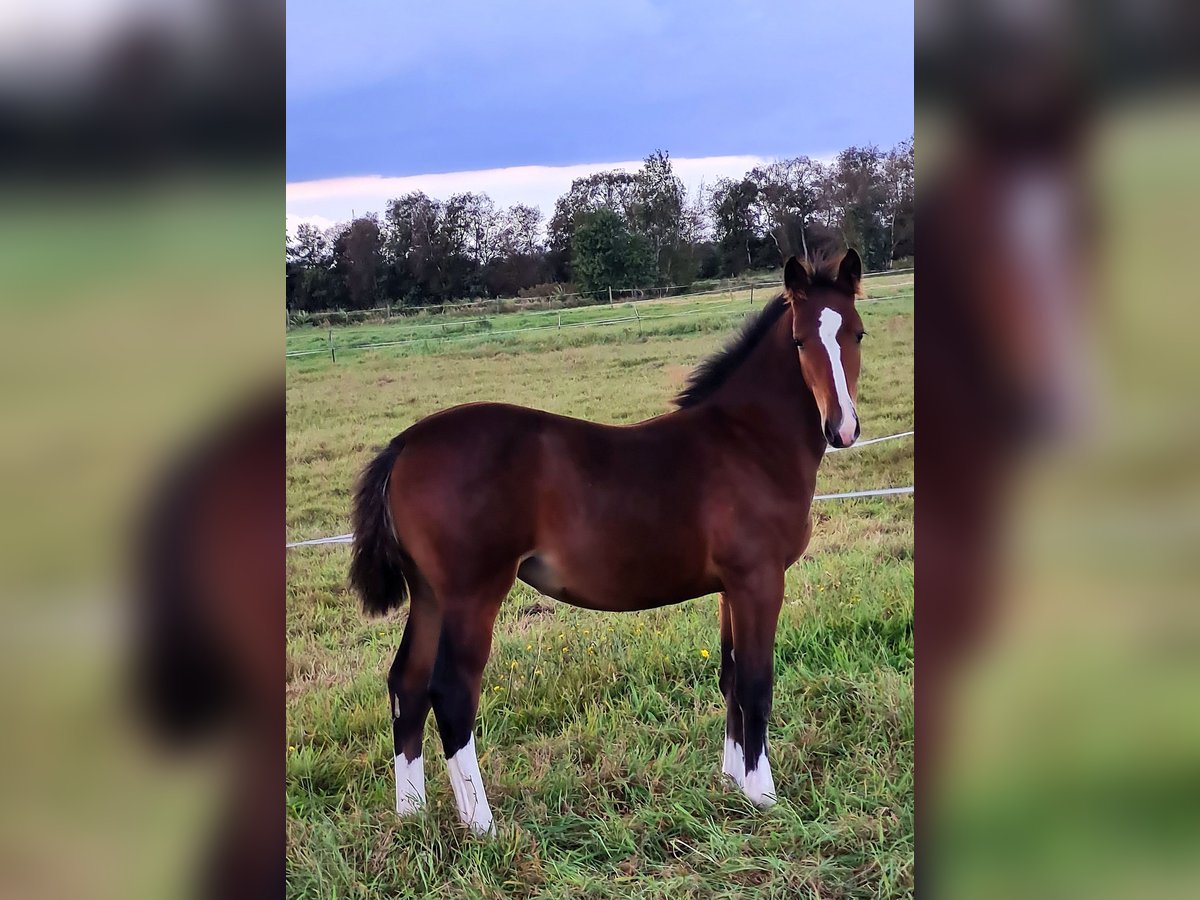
[743,765,777,808]
[395,794,425,816]
[745,788,777,809]
[464,816,496,837]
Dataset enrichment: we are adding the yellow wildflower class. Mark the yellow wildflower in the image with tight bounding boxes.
[700,648,710,659]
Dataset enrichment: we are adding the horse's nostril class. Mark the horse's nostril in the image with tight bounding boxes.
[854,420,861,440]
[824,422,842,448]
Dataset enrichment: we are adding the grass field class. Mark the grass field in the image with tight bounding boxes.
[286,286,914,898]
[285,272,914,364]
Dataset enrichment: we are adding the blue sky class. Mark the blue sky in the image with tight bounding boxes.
[286,0,912,226]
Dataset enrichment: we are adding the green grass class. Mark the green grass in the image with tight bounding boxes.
[286,289,913,898]
[286,273,915,365]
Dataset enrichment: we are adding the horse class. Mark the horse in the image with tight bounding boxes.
[136,388,285,897]
[349,248,867,835]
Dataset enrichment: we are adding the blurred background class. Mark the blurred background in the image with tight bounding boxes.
[917,0,1200,897]
[0,1,282,898]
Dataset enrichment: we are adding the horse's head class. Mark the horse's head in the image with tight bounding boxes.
[783,249,865,449]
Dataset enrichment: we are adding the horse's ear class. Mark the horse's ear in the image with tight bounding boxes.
[784,256,811,301]
[838,248,863,295]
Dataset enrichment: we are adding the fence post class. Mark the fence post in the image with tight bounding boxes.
[749,284,754,305]
[328,328,336,363]
[634,304,641,336]
[608,286,613,308]
[557,312,562,331]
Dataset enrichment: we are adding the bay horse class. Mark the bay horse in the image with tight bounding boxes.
[350,248,866,834]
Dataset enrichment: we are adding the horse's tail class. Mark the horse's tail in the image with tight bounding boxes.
[349,435,410,616]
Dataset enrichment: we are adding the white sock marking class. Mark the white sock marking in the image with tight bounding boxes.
[395,753,426,815]
[723,735,745,788]
[818,307,858,446]
[743,746,777,808]
[446,735,495,836]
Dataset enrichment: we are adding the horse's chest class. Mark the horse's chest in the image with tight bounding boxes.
[707,490,814,568]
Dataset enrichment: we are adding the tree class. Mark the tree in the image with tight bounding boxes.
[286,223,336,312]
[882,137,915,262]
[709,177,760,275]
[444,192,502,266]
[749,157,825,261]
[382,192,455,304]
[570,207,654,297]
[631,150,687,283]
[547,170,640,263]
[496,203,543,258]
[284,142,917,315]
[830,145,890,271]
[330,215,384,310]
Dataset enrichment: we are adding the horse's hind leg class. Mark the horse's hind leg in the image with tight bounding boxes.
[387,577,441,815]
[429,576,509,836]
[719,593,745,788]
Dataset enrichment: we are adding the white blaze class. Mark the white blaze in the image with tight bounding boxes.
[818,307,858,446]
[395,753,426,815]
[446,735,495,836]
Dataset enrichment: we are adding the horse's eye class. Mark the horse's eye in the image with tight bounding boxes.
[793,339,804,349]
[856,331,866,344]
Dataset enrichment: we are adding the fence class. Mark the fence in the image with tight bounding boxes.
[289,266,915,327]
[285,431,914,549]
[286,271,915,362]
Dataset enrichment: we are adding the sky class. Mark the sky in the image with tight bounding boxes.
[286,0,913,230]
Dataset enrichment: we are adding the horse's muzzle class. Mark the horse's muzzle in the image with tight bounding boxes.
[824,416,860,449]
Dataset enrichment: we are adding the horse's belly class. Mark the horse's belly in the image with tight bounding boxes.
[517,541,718,612]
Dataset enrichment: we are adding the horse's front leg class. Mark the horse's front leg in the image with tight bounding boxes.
[724,566,785,807]
[718,593,744,788]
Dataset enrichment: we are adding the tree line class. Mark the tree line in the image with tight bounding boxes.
[286,140,913,314]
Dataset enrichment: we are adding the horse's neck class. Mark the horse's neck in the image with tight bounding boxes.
[704,323,826,463]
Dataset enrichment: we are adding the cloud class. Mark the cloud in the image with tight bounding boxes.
[285,155,773,233]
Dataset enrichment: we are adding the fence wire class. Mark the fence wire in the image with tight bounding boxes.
[286,279,914,360]
[286,431,914,549]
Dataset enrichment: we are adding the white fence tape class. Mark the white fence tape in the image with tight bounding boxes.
[812,486,914,500]
[825,430,914,453]
[291,266,916,323]
[287,533,354,548]
[286,430,914,549]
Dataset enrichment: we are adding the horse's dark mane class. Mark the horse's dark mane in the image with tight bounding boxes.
[673,295,790,408]
[673,248,848,409]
